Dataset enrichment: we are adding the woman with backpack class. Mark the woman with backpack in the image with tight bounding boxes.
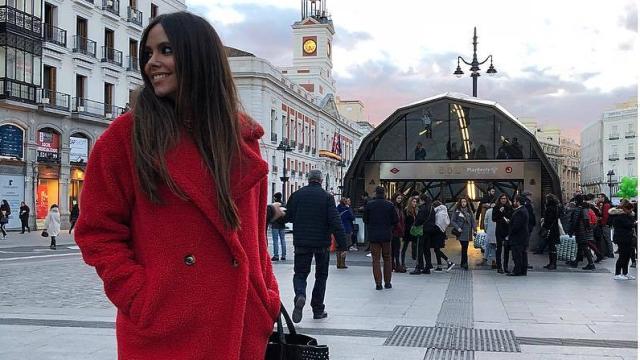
[568,194,596,270]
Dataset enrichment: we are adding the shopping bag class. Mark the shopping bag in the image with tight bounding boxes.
[266,304,329,360]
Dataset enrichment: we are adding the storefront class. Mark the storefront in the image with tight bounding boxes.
[69,134,89,206]
[0,124,26,229]
[36,129,60,227]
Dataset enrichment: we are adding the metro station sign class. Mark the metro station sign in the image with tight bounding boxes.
[379,161,525,180]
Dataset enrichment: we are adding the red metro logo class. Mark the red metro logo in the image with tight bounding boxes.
[390,168,400,174]
[505,166,513,174]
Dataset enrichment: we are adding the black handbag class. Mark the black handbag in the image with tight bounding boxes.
[41,230,49,237]
[265,304,329,360]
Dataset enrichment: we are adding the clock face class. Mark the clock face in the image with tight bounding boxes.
[303,39,317,54]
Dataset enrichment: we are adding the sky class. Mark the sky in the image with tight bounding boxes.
[185,0,638,142]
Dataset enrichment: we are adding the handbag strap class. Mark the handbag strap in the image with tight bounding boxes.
[275,303,298,344]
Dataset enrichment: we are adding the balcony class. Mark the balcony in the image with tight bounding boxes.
[37,88,70,111]
[625,131,636,138]
[0,5,42,38]
[72,97,107,118]
[271,133,278,143]
[126,56,139,72]
[102,0,120,16]
[608,133,620,140]
[0,78,37,104]
[298,143,304,151]
[608,153,619,161]
[104,104,126,119]
[271,165,278,173]
[43,24,67,47]
[72,36,97,58]
[305,145,310,153]
[625,152,636,160]
[102,47,123,66]
[127,6,142,26]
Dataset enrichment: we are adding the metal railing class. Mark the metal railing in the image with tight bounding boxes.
[101,46,123,66]
[126,56,139,71]
[0,79,37,103]
[271,133,278,143]
[625,152,636,160]
[43,24,67,47]
[104,104,126,119]
[102,0,119,16]
[608,153,619,161]
[72,35,96,57]
[0,5,42,37]
[625,131,636,138]
[608,133,620,140]
[127,6,142,26]
[37,88,70,111]
[73,97,106,117]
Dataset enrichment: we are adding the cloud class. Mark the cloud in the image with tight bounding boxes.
[619,2,638,32]
[333,27,372,50]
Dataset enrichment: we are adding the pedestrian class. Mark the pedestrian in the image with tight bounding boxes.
[401,196,418,271]
[390,193,405,272]
[522,192,537,258]
[69,201,79,234]
[584,194,605,263]
[411,194,434,274]
[567,195,596,271]
[451,196,476,270]
[476,187,497,230]
[363,186,398,290]
[414,142,426,160]
[19,201,30,234]
[336,197,355,269]
[270,192,287,261]
[74,12,280,359]
[44,204,60,250]
[0,199,10,239]
[507,195,530,276]
[483,203,498,269]
[284,169,347,323]
[492,193,513,274]
[432,201,455,271]
[609,202,636,280]
[597,193,614,258]
[541,194,561,270]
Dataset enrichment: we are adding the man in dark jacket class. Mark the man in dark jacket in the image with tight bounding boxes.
[568,194,596,270]
[284,169,347,323]
[363,186,398,290]
[508,195,530,276]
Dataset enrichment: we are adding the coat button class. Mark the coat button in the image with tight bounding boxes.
[232,259,239,267]
[184,255,196,266]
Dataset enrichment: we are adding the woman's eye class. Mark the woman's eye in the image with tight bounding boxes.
[161,46,173,55]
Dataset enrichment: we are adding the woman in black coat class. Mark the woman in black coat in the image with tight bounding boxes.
[568,195,595,270]
[400,196,419,272]
[492,194,513,273]
[19,201,30,234]
[541,194,561,270]
[0,199,10,239]
[610,202,637,280]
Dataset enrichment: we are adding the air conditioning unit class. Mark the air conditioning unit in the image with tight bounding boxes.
[41,97,50,104]
[77,106,85,112]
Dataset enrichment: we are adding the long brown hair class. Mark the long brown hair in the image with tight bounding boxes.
[134,12,242,229]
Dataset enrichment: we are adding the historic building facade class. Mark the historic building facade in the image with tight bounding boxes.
[580,98,638,197]
[0,0,185,229]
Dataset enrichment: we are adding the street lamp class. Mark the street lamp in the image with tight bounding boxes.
[337,160,346,197]
[276,140,293,202]
[453,27,497,97]
[607,169,616,199]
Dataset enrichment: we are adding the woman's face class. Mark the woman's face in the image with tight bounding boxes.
[461,199,468,208]
[411,198,417,207]
[144,24,178,99]
[395,195,403,204]
[500,196,507,205]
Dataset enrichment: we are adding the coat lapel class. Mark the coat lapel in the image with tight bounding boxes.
[164,121,268,257]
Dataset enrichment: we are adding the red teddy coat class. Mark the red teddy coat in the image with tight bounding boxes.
[75,112,280,359]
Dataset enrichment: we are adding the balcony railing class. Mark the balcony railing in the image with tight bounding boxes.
[0,5,42,37]
[0,78,37,103]
[625,153,636,160]
[126,56,139,72]
[101,46,123,66]
[43,24,67,47]
[270,133,278,143]
[609,133,620,140]
[127,6,142,26]
[625,131,636,138]
[608,153,619,161]
[104,104,126,119]
[73,97,106,117]
[102,0,119,16]
[72,36,97,57]
[37,88,70,111]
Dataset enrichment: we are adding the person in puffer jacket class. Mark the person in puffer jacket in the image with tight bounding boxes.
[433,201,454,272]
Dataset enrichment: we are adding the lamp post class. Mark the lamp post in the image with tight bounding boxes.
[277,141,293,202]
[453,27,497,97]
[337,160,346,197]
[607,169,616,199]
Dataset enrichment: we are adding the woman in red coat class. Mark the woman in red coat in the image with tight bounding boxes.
[75,12,280,359]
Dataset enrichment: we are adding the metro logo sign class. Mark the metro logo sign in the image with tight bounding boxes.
[390,168,400,174]
[505,166,513,174]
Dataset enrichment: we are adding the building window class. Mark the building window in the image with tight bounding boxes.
[104,82,114,107]
[150,3,158,18]
[75,74,86,99]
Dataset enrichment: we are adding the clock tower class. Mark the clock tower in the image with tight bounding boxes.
[286,0,335,98]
